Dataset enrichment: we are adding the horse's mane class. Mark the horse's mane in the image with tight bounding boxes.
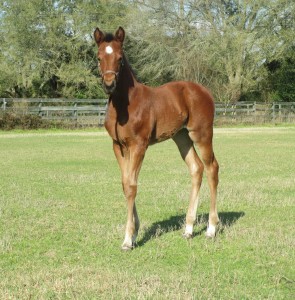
[123,53,140,83]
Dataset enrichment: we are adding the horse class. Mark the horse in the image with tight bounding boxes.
[94,27,219,250]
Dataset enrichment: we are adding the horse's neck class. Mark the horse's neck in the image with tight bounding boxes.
[111,56,137,105]
[107,57,136,126]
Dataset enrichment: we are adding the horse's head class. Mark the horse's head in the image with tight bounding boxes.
[94,27,125,94]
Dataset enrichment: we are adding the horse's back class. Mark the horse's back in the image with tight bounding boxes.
[152,80,214,122]
[145,81,215,143]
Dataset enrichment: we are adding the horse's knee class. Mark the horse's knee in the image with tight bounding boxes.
[189,161,204,179]
[122,177,137,200]
[124,184,137,200]
[203,154,218,176]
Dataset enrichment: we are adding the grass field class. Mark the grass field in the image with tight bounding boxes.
[0,127,294,299]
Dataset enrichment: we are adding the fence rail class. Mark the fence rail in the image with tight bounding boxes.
[1,98,295,125]
[215,102,295,123]
[0,98,108,126]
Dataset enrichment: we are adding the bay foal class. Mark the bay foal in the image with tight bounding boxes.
[94,27,219,250]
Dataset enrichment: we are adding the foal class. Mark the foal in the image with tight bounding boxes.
[94,27,219,250]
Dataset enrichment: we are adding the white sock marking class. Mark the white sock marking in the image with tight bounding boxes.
[206,224,216,237]
[185,224,193,235]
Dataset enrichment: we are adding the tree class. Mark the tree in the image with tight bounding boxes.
[262,1,295,102]
[127,0,295,102]
[0,0,294,101]
[0,0,128,98]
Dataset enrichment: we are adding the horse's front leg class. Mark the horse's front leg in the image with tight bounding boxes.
[113,141,146,250]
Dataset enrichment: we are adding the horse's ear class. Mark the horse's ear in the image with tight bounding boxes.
[94,28,104,46]
[115,26,125,44]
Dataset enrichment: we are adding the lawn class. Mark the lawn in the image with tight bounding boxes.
[0,127,294,299]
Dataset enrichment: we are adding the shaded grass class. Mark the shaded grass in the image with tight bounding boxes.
[0,128,294,299]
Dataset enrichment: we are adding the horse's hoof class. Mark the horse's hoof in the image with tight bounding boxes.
[205,232,216,239]
[121,242,136,251]
[205,225,216,238]
[121,246,132,251]
[121,246,133,252]
[182,232,193,239]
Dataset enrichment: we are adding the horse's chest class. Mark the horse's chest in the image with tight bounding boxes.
[104,107,132,145]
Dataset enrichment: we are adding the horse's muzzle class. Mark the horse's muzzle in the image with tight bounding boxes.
[103,80,116,94]
[101,71,119,94]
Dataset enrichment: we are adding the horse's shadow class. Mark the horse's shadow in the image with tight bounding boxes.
[137,211,245,247]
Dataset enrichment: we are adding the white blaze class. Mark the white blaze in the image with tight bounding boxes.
[105,46,113,54]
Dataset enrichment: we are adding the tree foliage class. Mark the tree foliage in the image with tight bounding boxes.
[128,0,295,102]
[0,0,128,98]
[0,0,294,102]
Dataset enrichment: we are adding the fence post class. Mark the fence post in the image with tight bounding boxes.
[38,100,42,117]
[252,102,255,123]
[272,102,275,122]
[74,102,78,123]
[232,103,236,122]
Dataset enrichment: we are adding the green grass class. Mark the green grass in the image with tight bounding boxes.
[0,127,294,299]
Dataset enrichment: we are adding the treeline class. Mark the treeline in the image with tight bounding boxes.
[0,0,294,102]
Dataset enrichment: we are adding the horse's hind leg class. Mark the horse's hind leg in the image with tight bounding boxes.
[173,129,204,238]
[189,130,219,238]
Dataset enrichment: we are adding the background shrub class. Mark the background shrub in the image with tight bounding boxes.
[0,113,50,130]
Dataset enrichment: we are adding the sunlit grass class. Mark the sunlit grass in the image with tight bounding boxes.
[0,127,294,299]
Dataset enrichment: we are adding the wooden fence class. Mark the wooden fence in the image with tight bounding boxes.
[215,102,295,124]
[0,98,108,126]
[1,98,295,126]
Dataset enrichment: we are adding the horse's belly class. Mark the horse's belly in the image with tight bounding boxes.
[151,115,186,144]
